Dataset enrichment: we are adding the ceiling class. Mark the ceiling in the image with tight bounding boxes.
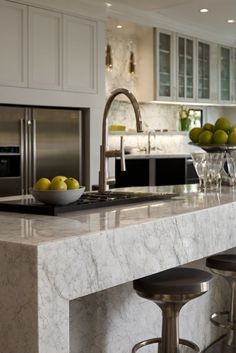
[100,0,236,45]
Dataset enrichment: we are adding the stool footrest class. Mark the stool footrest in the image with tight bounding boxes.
[210,311,232,329]
[131,337,200,353]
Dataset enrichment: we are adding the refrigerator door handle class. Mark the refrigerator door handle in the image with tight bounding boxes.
[32,119,36,186]
[27,119,32,193]
[24,118,29,194]
[20,119,25,195]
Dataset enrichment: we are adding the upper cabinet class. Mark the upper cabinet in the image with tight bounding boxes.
[0,2,99,98]
[63,15,97,93]
[155,30,175,101]
[155,29,228,104]
[177,35,195,101]
[0,1,27,87]
[218,46,233,103]
[197,41,210,101]
[29,7,62,90]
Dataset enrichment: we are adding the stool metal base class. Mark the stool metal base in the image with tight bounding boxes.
[132,337,200,353]
[202,334,236,353]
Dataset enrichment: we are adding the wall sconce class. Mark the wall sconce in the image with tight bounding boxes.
[105,44,113,71]
[129,51,136,74]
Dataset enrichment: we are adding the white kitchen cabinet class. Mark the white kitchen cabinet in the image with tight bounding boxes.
[28,7,62,90]
[218,45,233,104]
[232,48,236,104]
[63,15,97,93]
[197,40,218,103]
[155,29,176,101]
[177,35,196,101]
[0,0,27,87]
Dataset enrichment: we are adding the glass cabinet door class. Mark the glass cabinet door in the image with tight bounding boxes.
[198,42,210,100]
[178,36,194,99]
[220,47,231,101]
[158,32,172,98]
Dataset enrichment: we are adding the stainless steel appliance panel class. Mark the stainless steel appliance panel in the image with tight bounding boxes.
[0,106,25,196]
[31,108,82,187]
[0,106,25,146]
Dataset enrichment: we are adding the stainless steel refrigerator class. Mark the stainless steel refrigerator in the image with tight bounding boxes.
[0,106,83,196]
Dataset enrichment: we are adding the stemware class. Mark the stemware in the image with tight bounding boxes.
[205,153,225,192]
[191,152,207,190]
[226,151,236,187]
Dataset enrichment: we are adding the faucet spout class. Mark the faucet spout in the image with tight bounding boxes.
[99,88,143,192]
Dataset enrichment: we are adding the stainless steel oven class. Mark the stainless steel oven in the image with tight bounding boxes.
[0,146,21,196]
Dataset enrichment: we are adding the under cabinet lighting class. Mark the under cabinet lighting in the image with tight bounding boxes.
[200,8,209,13]
[105,2,112,7]
[116,24,123,29]
[227,19,236,23]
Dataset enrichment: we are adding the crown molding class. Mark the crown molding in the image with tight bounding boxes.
[7,0,106,20]
[108,3,236,47]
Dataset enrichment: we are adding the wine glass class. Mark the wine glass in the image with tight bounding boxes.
[205,153,225,192]
[226,151,236,187]
[191,152,207,190]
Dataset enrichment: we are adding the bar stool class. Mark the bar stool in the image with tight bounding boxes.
[132,267,213,353]
[203,254,236,353]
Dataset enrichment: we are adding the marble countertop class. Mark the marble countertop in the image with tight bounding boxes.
[1,184,236,353]
[0,185,235,248]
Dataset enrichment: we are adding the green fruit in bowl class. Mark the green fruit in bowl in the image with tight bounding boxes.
[34,178,51,190]
[214,117,231,133]
[229,125,236,133]
[65,177,80,189]
[50,179,67,191]
[198,130,213,145]
[189,127,203,143]
[228,131,236,145]
[203,123,214,132]
[213,129,228,144]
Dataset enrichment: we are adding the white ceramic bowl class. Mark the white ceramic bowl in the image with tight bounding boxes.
[31,187,85,205]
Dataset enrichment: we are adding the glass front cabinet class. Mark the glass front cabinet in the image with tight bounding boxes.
[197,41,210,101]
[219,46,233,103]
[177,35,195,101]
[155,29,176,101]
[155,28,235,104]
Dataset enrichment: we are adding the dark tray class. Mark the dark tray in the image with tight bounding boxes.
[0,191,178,216]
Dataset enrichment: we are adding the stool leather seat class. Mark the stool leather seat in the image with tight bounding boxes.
[206,254,236,272]
[134,267,212,296]
[203,254,236,353]
[132,267,213,353]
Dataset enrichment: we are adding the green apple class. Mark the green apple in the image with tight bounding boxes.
[50,179,67,191]
[34,178,51,190]
[65,177,80,189]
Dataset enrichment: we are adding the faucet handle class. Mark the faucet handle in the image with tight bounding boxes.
[120,136,126,172]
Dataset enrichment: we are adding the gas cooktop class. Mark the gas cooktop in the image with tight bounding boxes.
[0,191,178,216]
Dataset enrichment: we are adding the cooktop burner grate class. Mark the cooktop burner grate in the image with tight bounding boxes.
[0,191,178,216]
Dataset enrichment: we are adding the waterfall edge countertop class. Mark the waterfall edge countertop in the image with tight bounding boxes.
[1,184,236,353]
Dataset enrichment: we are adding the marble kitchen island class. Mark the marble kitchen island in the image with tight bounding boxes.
[0,185,235,353]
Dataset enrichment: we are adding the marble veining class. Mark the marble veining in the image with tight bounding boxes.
[0,185,236,352]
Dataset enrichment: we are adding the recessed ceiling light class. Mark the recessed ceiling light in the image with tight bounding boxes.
[200,8,209,13]
[227,19,236,23]
[105,2,112,7]
[116,24,123,29]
